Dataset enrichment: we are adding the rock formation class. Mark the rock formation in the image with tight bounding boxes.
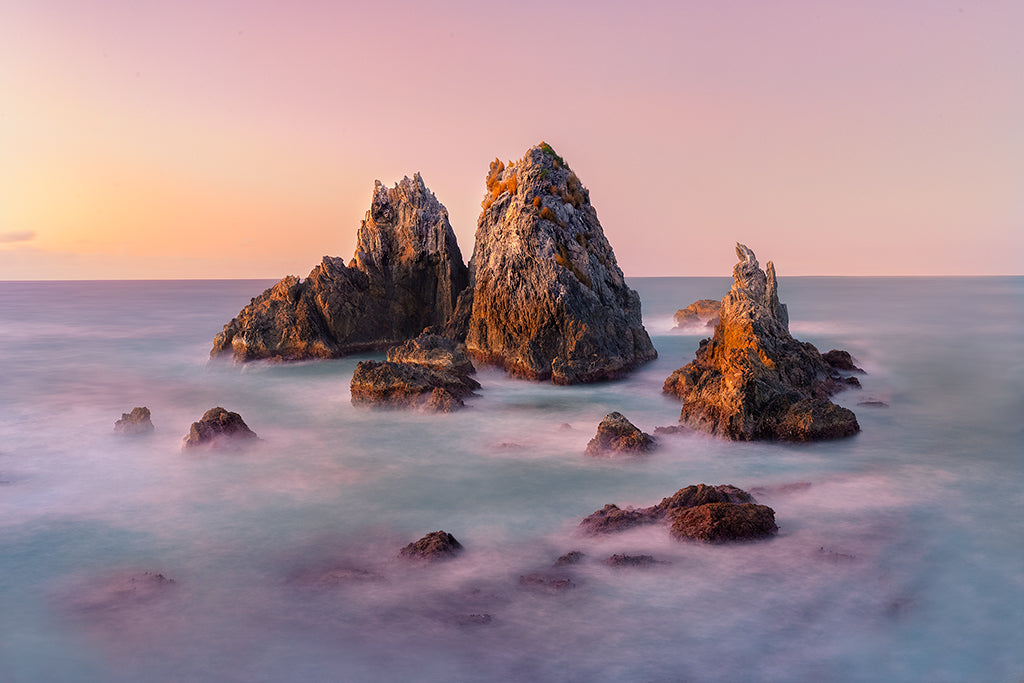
[584,412,655,456]
[211,174,469,361]
[579,483,756,534]
[460,142,657,384]
[113,407,154,435]
[669,502,778,543]
[182,407,259,449]
[673,299,722,330]
[663,244,860,441]
[350,334,479,412]
[398,530,463,561]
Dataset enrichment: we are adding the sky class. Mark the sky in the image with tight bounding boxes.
[1,0,1022,279]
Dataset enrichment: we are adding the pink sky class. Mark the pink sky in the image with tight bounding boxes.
[2,1,1021,279]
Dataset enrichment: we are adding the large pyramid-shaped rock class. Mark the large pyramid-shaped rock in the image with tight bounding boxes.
[663,244,859,440]
[457,143,656,384]
[211,174,469,361]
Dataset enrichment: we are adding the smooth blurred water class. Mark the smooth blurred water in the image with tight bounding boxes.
[0,277,1021,682]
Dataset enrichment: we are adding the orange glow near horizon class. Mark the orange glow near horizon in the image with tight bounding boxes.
[2,1,1022,279]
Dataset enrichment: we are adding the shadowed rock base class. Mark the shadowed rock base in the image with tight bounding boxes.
[182,407,258,450]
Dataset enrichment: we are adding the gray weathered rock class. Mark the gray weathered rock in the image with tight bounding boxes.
[114,407,154,435]
[663,244,859,441]
[211,174,469,361]
[463,143,657,384]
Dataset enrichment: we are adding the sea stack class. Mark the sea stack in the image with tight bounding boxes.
[663,244,860,441]
[459,142,657,384]
[211,174,469,361]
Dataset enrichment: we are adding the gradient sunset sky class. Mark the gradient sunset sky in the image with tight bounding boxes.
[2,1,1021,279]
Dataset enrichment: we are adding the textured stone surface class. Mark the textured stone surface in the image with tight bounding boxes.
[673,299,722,330]
[398,531,463,561]
[182,407,259,449]
[669,502,778,543]
[463,143,657,384]
[663,244,859,441]
[584,412,655,456]
[113,407,154,435]
[386,333,475,375]
[350,359,479,412]
[211,174,468,361]
[579,484,758,534]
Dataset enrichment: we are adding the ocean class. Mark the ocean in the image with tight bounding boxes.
[0,276,1021,682]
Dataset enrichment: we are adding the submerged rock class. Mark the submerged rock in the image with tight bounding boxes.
[113,407,154,435]
[518,573,575,591]
[70,571,178,613]
[604,554,667,568]
[462,142,657,384]
[398,531,463,561]
[211,174,469,361]
[554,551,586,566]
[579,484,768,540]
[182,407,259,450]
[673,299,722,330]
[663,244,860,441]
[669,502,778,543]
[584,412,655,456]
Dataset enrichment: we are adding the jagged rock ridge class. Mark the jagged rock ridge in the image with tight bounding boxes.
[211,174,468,361]
[663,244,859,441]
[459,143,657,384]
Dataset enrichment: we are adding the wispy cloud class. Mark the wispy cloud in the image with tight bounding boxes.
[0,231,36,243]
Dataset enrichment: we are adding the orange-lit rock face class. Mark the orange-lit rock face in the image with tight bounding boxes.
[665,244,859,441]
[211,174,468,361]
[462,143,657,384]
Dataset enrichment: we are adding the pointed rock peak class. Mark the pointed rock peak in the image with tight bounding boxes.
[729,242,768,305]
[735,242,758,267]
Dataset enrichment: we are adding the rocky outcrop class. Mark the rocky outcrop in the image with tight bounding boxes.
[669,502,778,543]
[822,349,864,373]
[663,244,860,441]
[579,484,757,534]
[398,531,463,561]
[584,412,655,456]
[350,334,479,412]
[462,143,657,384]
[673,299,721,330]
[211,174,469,361]
[113,407,154,435]
[182,407,259,449]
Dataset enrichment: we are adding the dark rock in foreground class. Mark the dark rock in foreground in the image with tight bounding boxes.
[823,349,864,373]
[663,244,860,441]
[669,502,778,543]
[518,573,575,591]
[211,174,468,361]
[673,299,722,330]
[554,551,586,566]
[580,484,767,540]
[584,412,655,456]
[114,407,154,435]
[463,142,657,384]
[398,531,463,561]
[182,407,259,450]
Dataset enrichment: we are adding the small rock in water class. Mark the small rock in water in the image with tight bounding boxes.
[113,407,154,435]
[669,502,778,543]
[554,550,586,566]
[858,400,889,407]
[585,412,655,456]
[673,299,722,330]
[604,554,667,568]
[822,349,864,373]
[653,425,689,435]
[182,407,258,450]
[518,573,575,591]
[398,531,463,562]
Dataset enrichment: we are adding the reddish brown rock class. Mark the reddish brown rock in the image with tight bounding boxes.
[350,360,479,412]
[579,484,757,534]
[182,407,259,450]
[673,299,722,330]
[663,244,859,441]
[113,407,154,435]
[398,531,463,561]
[462,142,657,384]
[211,174,469,361]
[584,412,655,456]
[669,502,778,543]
